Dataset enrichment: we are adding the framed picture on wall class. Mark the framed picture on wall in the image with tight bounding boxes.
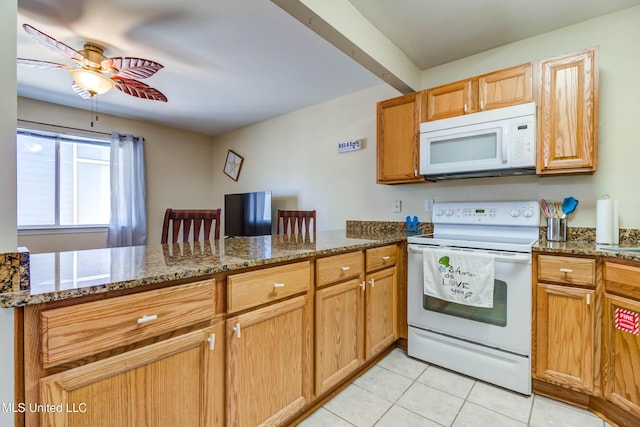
[224,150,244,181]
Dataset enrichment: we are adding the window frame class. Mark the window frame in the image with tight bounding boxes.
[16,126,112,233]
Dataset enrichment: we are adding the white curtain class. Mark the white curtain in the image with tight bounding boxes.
[107,132,147,247]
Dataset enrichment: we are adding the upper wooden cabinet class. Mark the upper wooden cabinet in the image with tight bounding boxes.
[426,79,476,121]
[426,63,533,121]
[479,63,533,111]
[537,48,599,174]
[376,92,426,184]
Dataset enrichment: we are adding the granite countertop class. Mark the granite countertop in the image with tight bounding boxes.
[0,229,406,308]
[534,239,640,261]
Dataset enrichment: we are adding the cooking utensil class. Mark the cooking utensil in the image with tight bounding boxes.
[562,197,579,217]
[554,202,562,218]
[539,199,554,218]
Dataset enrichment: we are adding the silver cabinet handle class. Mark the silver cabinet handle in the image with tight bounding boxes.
[273,283,285,289]
[137,314,158,325]
[369,278,375,288]
[382,256,390,261]
[341,266,350,272]
[464,104,468,113]
[233,322,241,338]
[207,333,216,350]
[559,268,573,273]
[360,281,366,291]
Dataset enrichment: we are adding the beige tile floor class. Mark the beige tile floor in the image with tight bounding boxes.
[299,348,612,427]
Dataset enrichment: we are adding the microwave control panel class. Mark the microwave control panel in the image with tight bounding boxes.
[509,116,536,166]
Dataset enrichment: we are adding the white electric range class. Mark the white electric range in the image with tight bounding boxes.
[407,200,539,395]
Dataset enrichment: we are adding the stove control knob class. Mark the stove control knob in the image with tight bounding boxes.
[434,209,444,217]
[510,208,521,218]
[445,209,454,216]
[523,209,534,218]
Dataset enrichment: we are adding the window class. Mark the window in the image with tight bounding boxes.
[17,129,111,228]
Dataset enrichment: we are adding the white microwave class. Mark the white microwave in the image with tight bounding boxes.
[419,102,536,180]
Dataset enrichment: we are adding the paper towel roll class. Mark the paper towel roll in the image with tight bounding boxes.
[596,199,614,244]
[613,200,620,245]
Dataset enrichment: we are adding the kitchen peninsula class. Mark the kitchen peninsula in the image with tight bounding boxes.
[5,228,406,426]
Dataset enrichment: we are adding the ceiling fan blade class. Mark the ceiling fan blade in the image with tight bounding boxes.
[113,77,168,102]
[71,82,92,99]
[17,58,72,70]
[102,57,164,79]
[23,24,84,63]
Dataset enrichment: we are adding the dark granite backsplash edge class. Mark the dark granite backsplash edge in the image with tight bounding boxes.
[0,247,30,293]
[347,220,640,245]
[539,226,640,244]
[346,220,433,237]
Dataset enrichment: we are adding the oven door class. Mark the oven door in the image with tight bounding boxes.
[408,244,531,356]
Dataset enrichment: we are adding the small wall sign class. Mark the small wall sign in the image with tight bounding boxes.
[338,139,362,153]
[615,308,639,335]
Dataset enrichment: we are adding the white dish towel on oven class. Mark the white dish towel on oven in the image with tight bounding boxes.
[423,248,495,308]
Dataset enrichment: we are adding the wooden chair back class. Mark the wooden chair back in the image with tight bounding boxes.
[161,208,221,243]
[276,210,316,235]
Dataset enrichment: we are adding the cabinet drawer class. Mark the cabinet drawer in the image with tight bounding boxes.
[227,261,310,312]
[40,279,216,367]
[604,262,640,301]
[316,251,364,287]
[537,255,595,286]
[366,245,397,272]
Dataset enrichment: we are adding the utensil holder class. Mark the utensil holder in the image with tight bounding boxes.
[547,218,566,242]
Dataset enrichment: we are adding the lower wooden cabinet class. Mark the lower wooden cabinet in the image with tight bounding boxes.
[39,324,224,427]
[365,266,397,359]
[602,293,640,418]
[226,295,311,427]
[315,277,364,395]
[535,282,595,392]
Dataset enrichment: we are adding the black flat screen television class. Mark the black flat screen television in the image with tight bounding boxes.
[224,191,272,236]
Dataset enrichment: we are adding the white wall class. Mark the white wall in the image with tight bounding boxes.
[211,6,640,231]
[211,84,401,232]
[0,1,16,425]
[17,98,217,251]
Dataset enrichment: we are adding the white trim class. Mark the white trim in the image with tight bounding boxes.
[18,226,108,235]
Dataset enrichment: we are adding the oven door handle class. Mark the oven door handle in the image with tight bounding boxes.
[408,244,531,263]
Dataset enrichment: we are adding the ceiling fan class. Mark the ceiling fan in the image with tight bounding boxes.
[17,23,167,102]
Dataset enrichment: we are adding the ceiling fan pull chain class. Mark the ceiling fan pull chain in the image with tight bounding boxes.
[89,95,101,128]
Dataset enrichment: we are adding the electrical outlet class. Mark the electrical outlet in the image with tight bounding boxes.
[392,200,402,213]
[425,199,435,212]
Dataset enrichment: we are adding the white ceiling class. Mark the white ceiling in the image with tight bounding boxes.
[16,0,640,137]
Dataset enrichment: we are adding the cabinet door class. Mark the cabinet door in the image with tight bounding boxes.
[535,283,595,392]
[602,294,640,418]
[479,63,533,111]
[315,278,364,395]
[376,92,426,184]
[537,48,599,174]
[426,79,477,120]
[39,325,224,427]
[227,295,310,427]
[365,267,398,360]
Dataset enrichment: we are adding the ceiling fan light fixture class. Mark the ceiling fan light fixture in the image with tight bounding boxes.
[70,69,114,95]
